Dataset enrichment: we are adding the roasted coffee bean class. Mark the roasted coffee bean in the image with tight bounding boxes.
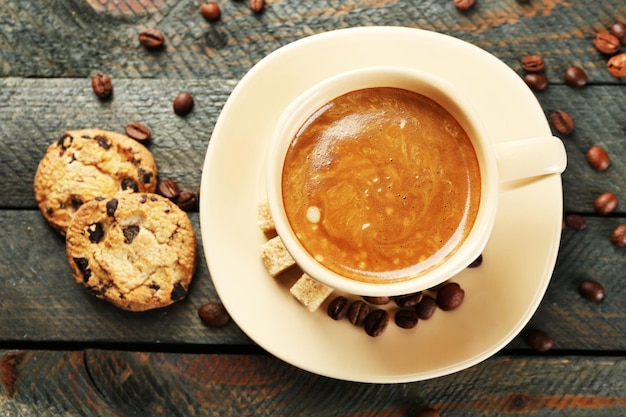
[362,296,391,305]
[524,329,553,352]
[550,110,574,135]
[521,54,545,72]
[88,223,104,243]
[347,300,370,326]
[174,190,198,212]
[467,253,483,268]
[173,91,194,116]
[565,214,587,231]
[198,302,231,327]
[586,145,610,171]
[436,282,465,311]
[249,0,265,13]
[610,224,626,247]
[564,65,588,87]
[454,0,475,11]
[523,73,548,91]
[607,53,626,77]
[610,22,626,44]
[415,295,437,319]
[395,309,418,329]
[579,280,605,302]
[139,28,165,49]
[158,179,180,199]
[363,309,389,337]
[594,192,618,215]
[327,296,350,320]
[415,407,441,417]
[124,122,151,142]
[593,31,621,55]
[200,2,221,21]
[91,73,112,99]
[393,292,423,308]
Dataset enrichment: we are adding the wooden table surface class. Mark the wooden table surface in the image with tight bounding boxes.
[1,0,626,415]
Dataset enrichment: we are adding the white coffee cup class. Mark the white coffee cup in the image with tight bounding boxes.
[266,66,566,297]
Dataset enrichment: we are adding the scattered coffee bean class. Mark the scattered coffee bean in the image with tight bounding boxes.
[578,280,605,302]
[607,53,626,77]
[454,0,475,11]
[467,254,483,268]
[550,110,574,135]
[610,22,626,44]
[564,214,587,231]
[415,295,437,320]
[173,91,194,116]
[327,296,350,320]
[521,54,545,72]
[586,145,610,171]
[415,407,441,417]
[593,30,621,55]
[610,224,626,247]
[174,190,198,212]
[524,329,553,352]
[436,282,465,311]
[200,2,221,21]
[362,296,391,305]
[249,0,265,13]
[347,300,370,326]
[594,192,618,215]
[158,179,180,200]
[91,73,113,99]
[124,122,151,142]
[523,73,548,91]
[393,292,423,308]
[564,65,588,87]
[139,28,165,50]
[395,309,418,329]
[363,309,389,337]
[198,302,230,327]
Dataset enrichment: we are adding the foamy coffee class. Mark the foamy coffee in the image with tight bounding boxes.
[281,87,481,283]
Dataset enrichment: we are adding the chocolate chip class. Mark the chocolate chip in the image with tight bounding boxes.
[579,279,605,302]
[392,292,423,308]
[594,192,618,215]
[138,28,165,50]
[564,65,588,87]
[121,178,139,192]
[586,145,610,171]
[88,223,104,243]
[363,309,389,337]
[564,214,587,230]
[56,134,73,154]
[347,300,370,326]
[94,135,111,149]
[610,224,626,247]
[124,122,151,142]
[137,168,153,184]
[415,295,437,320]
[73,257,92,282]
[198,302,231,327]
[149,282,160,291]
[170,282,188,301]
[436,282,465,311]
[394,309,418,329]
[524,329,553,352]
[327,296,350,320]
[106,199,118,216]
[70,194,83,208]
[158,178,180,199]
[122,225,140,243]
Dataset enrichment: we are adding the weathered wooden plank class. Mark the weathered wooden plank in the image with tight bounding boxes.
[1,0,625,82]
[1,350,625,416]
[1,78,626,213]
[1,210,625,351]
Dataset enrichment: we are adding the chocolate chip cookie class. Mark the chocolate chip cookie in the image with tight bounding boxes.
[34,129,158,235]
[66,191,197,311]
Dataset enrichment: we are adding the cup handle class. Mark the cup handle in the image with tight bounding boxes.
[495,136,567,183]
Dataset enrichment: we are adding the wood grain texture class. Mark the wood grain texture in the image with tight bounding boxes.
[0,350,625,416]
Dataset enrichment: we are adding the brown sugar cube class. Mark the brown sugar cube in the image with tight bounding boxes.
[260,235,296,277]
[289,274,334,312]
[257,200,275,233]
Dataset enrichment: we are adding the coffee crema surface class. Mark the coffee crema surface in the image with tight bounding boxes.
[282,87,481,283]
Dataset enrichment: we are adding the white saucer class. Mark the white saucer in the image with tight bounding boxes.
[200,27,563,383]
